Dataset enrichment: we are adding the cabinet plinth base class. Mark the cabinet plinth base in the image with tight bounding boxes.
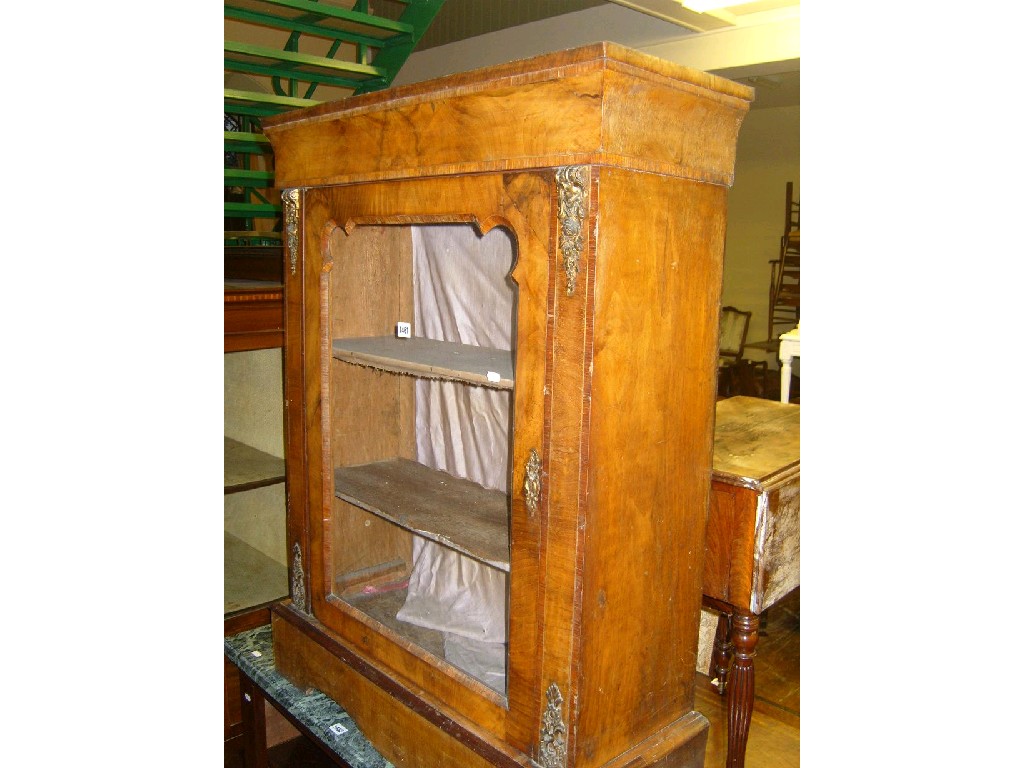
[271,604,709,768]
[597,713,709,768]
[271,604,530,768]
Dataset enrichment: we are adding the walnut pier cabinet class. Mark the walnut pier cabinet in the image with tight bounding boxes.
[263,43,752,768]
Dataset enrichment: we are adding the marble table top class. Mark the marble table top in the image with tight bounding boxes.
[225,624,393,768]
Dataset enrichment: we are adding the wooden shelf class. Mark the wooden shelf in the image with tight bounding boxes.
[225,437,286,493]
[334,458,510,571]
[332,336,514,390]
[224,532,289,614]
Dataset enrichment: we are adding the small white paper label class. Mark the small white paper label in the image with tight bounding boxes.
[329,723,349,736]
[396,322,411,338]
[486,371,501,383]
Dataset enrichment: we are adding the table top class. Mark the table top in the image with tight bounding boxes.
[713,396,799,491]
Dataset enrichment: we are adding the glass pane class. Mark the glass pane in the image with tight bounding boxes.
[326,223,516,697]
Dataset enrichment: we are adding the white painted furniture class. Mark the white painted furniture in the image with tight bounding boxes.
[779,323,800,403]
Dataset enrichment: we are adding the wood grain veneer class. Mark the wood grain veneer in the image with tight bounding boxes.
[268,42,752,768]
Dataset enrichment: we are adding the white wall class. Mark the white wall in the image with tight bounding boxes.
[224,348,287,564]
[224,348,285,458]
[725,105,800,364]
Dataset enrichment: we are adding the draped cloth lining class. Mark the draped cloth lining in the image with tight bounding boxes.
[394,224,515,694]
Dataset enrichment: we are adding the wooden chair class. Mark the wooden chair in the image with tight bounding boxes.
[718,306,751,397]
[768,181,800,341]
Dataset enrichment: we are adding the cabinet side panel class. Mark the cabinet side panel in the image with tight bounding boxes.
[576,169,725,766]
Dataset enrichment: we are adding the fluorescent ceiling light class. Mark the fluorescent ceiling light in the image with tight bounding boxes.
[679,0,735,11]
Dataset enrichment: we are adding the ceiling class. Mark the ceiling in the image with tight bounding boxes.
[386,1,607,50]
[605,0,799,33]
[383,0,800,48]
[375,0,799,109]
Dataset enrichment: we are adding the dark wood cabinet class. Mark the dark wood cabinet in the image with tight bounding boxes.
[263,42,751,768]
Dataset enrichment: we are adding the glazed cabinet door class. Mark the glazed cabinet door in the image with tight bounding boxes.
[285,172,553,753]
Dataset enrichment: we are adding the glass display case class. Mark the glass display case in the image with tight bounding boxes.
[264,42,752,768]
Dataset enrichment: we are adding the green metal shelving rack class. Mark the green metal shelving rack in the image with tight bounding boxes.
[224,0,446,248]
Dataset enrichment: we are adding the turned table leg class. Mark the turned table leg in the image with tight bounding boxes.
[711,612,733,695]
[726,610,760,768]
[779,356,792,404]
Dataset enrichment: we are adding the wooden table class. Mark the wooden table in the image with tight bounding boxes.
[704,396,800,767]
